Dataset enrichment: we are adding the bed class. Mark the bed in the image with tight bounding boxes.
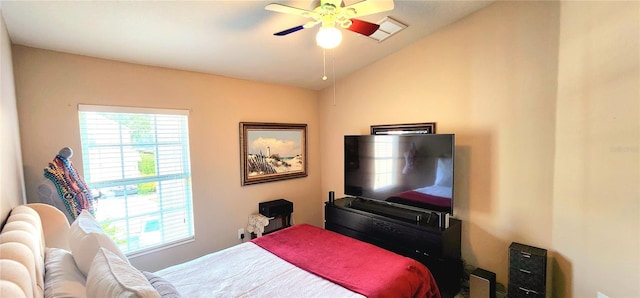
[0,203,441,298]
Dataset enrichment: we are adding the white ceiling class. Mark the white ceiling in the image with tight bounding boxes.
[1,0,494,90]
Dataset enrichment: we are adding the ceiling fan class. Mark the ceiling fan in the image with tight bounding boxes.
[265,0,395,49]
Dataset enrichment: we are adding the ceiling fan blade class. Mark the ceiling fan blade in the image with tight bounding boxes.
[274,25,306,36]
[265,3,316,18]
[274,21,320,36]
[347,19,380,36]
[344,0,394,18]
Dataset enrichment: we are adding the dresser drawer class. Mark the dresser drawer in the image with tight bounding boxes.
[509,284,545,298]
[509,267,544,291]
[326,206,372,231]
[509,243,546,275]
[509,252,545,275]
[371,217,442,256]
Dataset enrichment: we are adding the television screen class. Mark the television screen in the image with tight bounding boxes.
[344,134,455,215]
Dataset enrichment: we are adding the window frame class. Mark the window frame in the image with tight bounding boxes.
[78,104,194,256]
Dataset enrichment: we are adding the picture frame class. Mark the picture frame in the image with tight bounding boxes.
[370,122,436,135]
[240,122,308,186]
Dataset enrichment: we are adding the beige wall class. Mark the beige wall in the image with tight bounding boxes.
[321,0,559,287]
[553,1,639,297]
[0,12,26,221]
[320,0,639,296]
[11,46,322,271]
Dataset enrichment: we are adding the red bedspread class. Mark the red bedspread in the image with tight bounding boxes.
[252,224,440,298]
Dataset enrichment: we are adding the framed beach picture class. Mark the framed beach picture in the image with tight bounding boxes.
[240,122,308,186]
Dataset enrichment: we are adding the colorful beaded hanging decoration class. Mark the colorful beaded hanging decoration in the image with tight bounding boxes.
[43,152,96,220]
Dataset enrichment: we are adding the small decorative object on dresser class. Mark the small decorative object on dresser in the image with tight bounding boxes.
[508,242,547,298]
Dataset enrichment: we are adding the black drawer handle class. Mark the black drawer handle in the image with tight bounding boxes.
[519,268,532,274]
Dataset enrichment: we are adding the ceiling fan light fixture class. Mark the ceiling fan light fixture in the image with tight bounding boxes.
[316,26,342,49]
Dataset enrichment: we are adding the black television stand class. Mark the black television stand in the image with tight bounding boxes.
[325,197,462,297]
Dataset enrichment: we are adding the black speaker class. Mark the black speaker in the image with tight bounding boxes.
[328,191,335,204]
[259,199,293,218]
[470,268,496,298]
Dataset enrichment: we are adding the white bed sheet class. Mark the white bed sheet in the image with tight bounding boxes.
[155,242,363,298]
[413,185,452,198]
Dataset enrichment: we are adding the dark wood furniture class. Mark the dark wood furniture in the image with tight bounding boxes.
[325,197,462,297]
[266,214,291,233]
[508,242,547,297]
[250,215,292,239]
[251,199,293,239]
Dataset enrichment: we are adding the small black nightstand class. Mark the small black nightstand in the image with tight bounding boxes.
[251,199,293,239]
[508,242,547,297]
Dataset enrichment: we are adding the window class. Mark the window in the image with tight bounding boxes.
[78,105,194,255]
[373,136,395,190]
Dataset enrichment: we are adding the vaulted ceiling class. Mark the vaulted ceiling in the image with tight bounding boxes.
[1,1,493,90]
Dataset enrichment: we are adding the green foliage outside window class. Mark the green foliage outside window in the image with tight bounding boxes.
[101,220,127,246]
[138,152,157,194]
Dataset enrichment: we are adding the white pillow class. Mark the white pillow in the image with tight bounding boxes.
[69,210,129,276]
[44,247,87,298]
[434,157,453,187]
[141,271,182,298]
[86,248,160,298]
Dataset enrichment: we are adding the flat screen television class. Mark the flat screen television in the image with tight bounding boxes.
[344,134,455,215]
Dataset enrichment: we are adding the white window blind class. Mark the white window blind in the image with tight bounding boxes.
[78,105,194,254]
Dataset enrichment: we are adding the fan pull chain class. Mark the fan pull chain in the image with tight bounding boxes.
[322,49,328,81]
[332,51,336,106]
[322,49,336,106]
